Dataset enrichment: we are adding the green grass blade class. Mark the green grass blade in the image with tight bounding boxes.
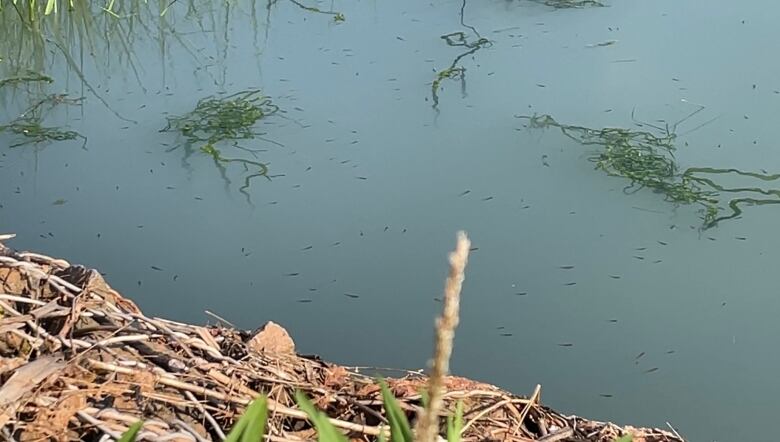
[379,380,413,442]
[117,421,143,442]
[225,396,268,442]
[295,391,348,442]
[446,401,463,442]
[240,396,268,442]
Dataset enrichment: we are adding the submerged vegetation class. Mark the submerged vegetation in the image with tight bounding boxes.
[0,92,86,148]
[431,32,491,109]
[521,113,780,229]
[162,90,280,201]
[431,0,491,110]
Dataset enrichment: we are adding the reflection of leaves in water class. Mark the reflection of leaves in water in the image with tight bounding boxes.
[162,90,280,203]
[521,114,780,229]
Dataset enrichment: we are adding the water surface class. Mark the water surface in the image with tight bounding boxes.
[2,1,780,441]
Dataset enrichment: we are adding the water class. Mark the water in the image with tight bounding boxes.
[3,1,780,440]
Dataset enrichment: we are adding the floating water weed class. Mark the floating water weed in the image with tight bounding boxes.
[1,93,86,148]
[0,71,53,88]
[522,114,780,229]
[162,90,279,201]
[431,32,491,109]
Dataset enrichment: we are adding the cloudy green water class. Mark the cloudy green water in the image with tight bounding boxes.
[3,1,780,440]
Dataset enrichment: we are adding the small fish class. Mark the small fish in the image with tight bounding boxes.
[356,176,368,180]
[301,245,313,251]
[536,84,546,88]
[657,241,668,246]
[609,275,621,279]
[173,275,178,281]
[384,226,389,232]
[666,350,676,355]
[586,39,618,48]
[635,247,647,251]
[150,266,163,271]
[653,260,663,264]
[286,272,300,277]
[343,293,360,299]
[559,265,575,270]
[459,190,471,197]
[564,282,577,286]
[643,367,659,374]
[194,196,203,200]
[481,196,494,201]
[635,352,646,360]
[469,247,479,252]
[606,319,618,323]
[52,199,67,206]
[308,288,317,292]
[297,299,313,303]
[331,241,341,246]
[735,236,747,240]
[558,343,573,347]
[515,292,528,296]
[707,237,716,241]
[496,326,506,330]
[599,394,613,398]
[722,301,727,307]
[633,256,645,260]
[500,333,513,337]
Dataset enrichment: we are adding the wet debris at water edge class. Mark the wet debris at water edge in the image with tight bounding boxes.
[0,237,683,442]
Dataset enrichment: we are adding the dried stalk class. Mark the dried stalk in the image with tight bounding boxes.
[415,231,471,442]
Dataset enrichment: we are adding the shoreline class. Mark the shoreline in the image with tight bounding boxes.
[0,236,684,441]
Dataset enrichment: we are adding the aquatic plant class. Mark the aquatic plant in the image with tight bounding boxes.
[162,89,279,201]
[431,32,491,109]
[521,114,780,229]
[278,0,345,22]
[0,71,53,88]
[0,117,85,148]
[1,93,86,148]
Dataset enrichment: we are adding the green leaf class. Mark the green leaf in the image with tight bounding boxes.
[295,391,348,442]
[225,396,268,442]
[379,380,413,442]
[44,0,56,15]
[117,421,143,442]
[446,401,463,442]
